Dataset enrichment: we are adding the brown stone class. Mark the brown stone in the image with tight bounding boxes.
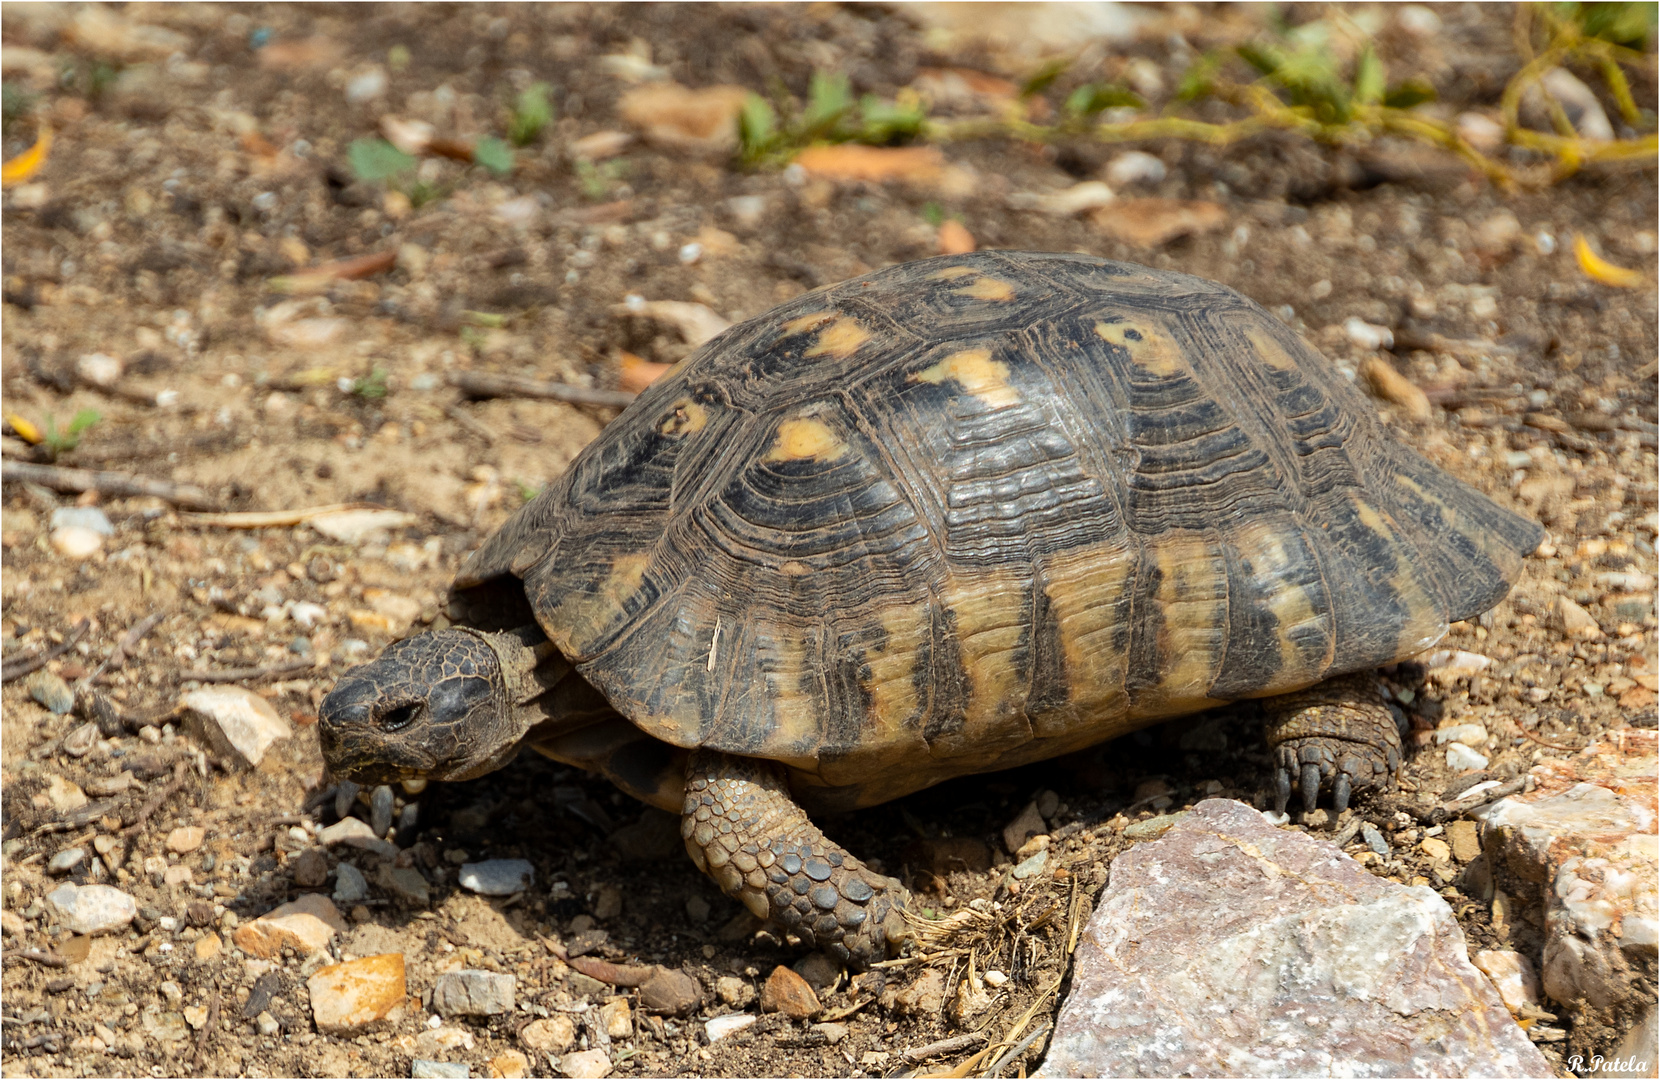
[165,826,206,854]
[893,968,947,1017]
[760,964,821,1019]
[1445,820,1482,864]
[193,932,222,961]
[291,848,329,888]
[307,953,407,1034]
[519,1015,576,1054]
[638,966,702,1016]
[233,893,347,958]
[489,1050,530,1079]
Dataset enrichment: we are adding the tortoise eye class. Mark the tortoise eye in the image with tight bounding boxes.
[379,702,420,733]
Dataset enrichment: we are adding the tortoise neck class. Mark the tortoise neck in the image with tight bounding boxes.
[463,624,571,716]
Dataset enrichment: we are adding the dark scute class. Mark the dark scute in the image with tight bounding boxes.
[428,675,494,724]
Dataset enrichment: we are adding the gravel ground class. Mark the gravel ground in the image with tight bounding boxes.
[1,4,1655,1078]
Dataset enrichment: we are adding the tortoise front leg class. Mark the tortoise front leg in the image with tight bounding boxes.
[1263,672,1403,815]
[681,750,909,968]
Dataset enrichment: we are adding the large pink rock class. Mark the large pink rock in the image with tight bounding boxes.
[1040,799,1551,1078]
[1475,728,1657,1014]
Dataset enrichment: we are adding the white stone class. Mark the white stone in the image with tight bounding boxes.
[411,1061,469,1079]
[1104,152,1166,188]
[1423,649,1492,683]
[458,859,534,897]
[45,883,137,935]
[182,686,292,767]
[1007,180,1116,216]
[432,970,515,1017]
[1343,316,1394,351]
[557,1048,612,1078]
[705,1013,757,1043]
[1474,949,1542,1013]
[1446,743,1490,771]
[1435,724,1489,748]
[319,816,398,858]
[50,525,104,559]
[308,508,416,545]
[345,66,388,104]
[75,353,124,388]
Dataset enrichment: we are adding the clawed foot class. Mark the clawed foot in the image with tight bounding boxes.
[1264,672,1402,816]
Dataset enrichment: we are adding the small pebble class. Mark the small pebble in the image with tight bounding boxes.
[1445,743,1490,771]
[345,66,387,104]
[1104,151,1166,188]
[370,785,395,839]
[760,964,820,1019]
[332,862,369,904]
[1361,824,1390,857]
[520,1015,577,1053]
[1343,317,1393,351]
[61,722,99,757]
[558,1048,613,1079]
[45,883,136,935]
[166,826,206,854]
[1125,812,1188,841]
[1420,837,1452,862]
[716,975,755,1008]
[1011,848,1049,879]
[457,859,534,897]
[48,848,86,875]
[432,970,516,1017]
[411,1062,469,1080]
[26,671,75,715]
[705,1013,757,1043]
[50,506,114,536]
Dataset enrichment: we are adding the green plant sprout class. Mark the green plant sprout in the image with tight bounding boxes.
[347,367,389,400]
[736,3,1654,190]
[575,157,629,201]
[42,409,101,459]
[508,82,554,146]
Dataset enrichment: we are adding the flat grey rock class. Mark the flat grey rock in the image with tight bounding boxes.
[45,883,137,935]
[432,969,515,1017]
[1039,799,1552,1078]
[411,1061,469,1079]
[458,858,534,897]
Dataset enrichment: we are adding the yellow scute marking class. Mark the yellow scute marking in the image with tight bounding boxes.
[1035,543,1137,738]
[929,265,978,280]
[658,399,709,436]
[551,552,653,653]
[954,276,1016,302]
[1244,325,1300,372]
[1140,535,1228,714]
[781,312,835,336]
[911,348,1020,407]
[803,317,871,359]
[765,417,848,463]
[931,569,1031,759]
[1095,320,1185,376]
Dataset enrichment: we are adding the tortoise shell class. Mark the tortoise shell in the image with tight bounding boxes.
[455,252,1541,809]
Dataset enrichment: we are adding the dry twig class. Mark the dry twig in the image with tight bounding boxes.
[903,1031,988,1064]
[1,949,69,968]
[179,659,314,684]
[448,370,637,409]
[122,759,190,838]
[192,991,220,1075]
[1,461,219,510]
[1,618,90,683]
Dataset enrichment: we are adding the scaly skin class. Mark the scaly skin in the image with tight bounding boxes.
[1263,672,1402,815]
[681,750,909,968]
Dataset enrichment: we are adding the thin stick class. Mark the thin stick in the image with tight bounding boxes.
[901,1031,987,1064]
[179,659,314,684]
[1,948,69,968]
[179,502,384,529]
[76,609,165,693]
[984,1024,1049,1077]
[1,461,219,510]
[444,402,498,444]
[192,991,219,1075]
[122,759,190,838]
[1518,727,1581,752]
[1,618,90,683]
[448,370,637,409]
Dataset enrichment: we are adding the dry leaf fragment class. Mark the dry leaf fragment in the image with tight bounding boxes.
[938,220,977,255]
[269,251,398,295]
[619,83,751,154]
[1574,234,1644,288]
[794,144,947,184]
[1090,198,1227,248]
[615,297,731,347]
[618,351,675,394]
[1,125,51,188]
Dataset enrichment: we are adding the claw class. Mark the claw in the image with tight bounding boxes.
[1333,772,1351,815]
[1274,765,1291,814]
[1300,762,1320,814]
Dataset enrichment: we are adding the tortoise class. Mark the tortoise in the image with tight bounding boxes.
[320,251,1542,967]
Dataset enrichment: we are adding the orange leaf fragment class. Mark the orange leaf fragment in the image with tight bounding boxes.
[1573,234,1644,288]
[1090,198,1227,248]
[794,145,946,184]
[1,125,52,188]
[938,219,977,255]
[618,351,675,394]
[270,251,398,295]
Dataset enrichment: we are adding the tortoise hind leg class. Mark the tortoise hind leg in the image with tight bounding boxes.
[681,750,909,968]
[1263,672,1402,815]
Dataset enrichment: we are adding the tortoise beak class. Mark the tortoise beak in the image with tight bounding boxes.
[318,671,441,785]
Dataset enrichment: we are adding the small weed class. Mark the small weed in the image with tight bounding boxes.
[471,135,514,177]
[921,202,945,228]
[348,138,417,185]
[347,367,389,400]
[737,71,926,166]
[513,480,542,504]
[41,409,101,459]
[508,82,554,146]
[575,158,628,201]
[2,83,37,138]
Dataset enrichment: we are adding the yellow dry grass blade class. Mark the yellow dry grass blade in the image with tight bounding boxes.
[5,414,43,444]
[1,125,52,187]
[1574,233,1645,288]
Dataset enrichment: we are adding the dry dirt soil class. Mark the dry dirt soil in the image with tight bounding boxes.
[1,4,1656,1079]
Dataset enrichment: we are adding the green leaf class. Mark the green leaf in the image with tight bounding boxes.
[1064,82,1144,117]
[1570,1,1657,46]
[348,138,416,184]
[66,409,101,437]
[1352,47,1385,106]
[472,135,514,177]
[509,82,554,145]
[801,70,851,134]
[921,201,944,227]
[857,94,924,143]
[1176,51,1225,102]
[1236,42,1283,78]
[1020,57,1070,98]
[1383,79,1437,110]
[738,93,777,156]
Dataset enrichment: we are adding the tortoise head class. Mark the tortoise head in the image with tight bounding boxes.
[319,628,547,786]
